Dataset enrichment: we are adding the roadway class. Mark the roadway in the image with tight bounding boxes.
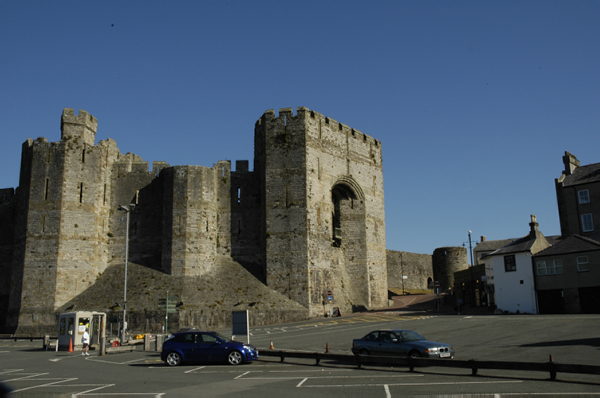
[1,311,599,397]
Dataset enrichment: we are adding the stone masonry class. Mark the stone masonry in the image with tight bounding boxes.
[3,107,394,335]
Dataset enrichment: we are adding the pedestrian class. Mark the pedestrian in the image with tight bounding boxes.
[457,298,463,315]
[82,328,90,356]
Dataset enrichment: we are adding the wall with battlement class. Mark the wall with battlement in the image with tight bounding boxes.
[254,107,387,316]
[3,106,396,334]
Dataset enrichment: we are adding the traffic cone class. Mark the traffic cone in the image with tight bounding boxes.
[269,340,274,349]
[68,337,73,353]
[325,343,329,353]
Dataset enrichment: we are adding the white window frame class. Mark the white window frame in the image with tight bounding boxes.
[578,189,590,204]
[536,261,547,275]
[536,259,564,275]
[581,213,594,232]
[577,256,589,272]
[552,259,564,274]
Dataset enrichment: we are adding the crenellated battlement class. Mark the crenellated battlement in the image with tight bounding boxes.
[61,108,97,146]
[257,107,380,147]
[5,106,390,334]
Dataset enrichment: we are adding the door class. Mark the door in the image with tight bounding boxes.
[375,331,404,356]
[195,333,227,362]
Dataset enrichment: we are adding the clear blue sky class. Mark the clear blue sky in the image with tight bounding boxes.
[1,1,598,256]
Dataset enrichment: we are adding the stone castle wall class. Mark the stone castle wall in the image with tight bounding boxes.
[256,108,387,316]
[2,107,427,335]
[386,250,433,291]
[432,247,468,291]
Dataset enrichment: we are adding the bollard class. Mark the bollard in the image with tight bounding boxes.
[155,334,165,352]
[325,343,329,353]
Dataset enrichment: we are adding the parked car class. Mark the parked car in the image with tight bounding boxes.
[352,329,454,358]
[161,330,259,366]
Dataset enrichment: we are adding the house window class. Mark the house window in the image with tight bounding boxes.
[581,214,594,232]
[577,256,589,272]
[552,259,564,274]
[537,260,564,275]
[504,255,516,272]
[578,189,590,204]
[536,261,547,275]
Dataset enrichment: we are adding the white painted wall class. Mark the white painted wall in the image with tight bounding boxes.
[491,252,538,314]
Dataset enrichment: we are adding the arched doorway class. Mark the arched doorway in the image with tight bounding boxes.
[331,184,357,247]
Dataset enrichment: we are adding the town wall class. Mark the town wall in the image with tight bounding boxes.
[386,250,433,291]
[432,246,468,291]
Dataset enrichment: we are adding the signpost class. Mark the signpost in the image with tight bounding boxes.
[434,281,441,311]
[232,310,250,343]
[158,291,177,335]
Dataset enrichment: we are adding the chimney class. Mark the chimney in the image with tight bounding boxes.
[480,236,486,242]
[529,215,539,237]
[562,151,580,176]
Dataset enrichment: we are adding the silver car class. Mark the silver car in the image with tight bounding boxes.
[352,329,454,358]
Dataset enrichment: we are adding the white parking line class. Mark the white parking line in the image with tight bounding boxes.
[234,371,251,380]
[87,357,146,365]
[299,380,522,388]
[72,394,165,397]
[0,369,23,375]
[11,377,78,392]
[384,384,391,398]
[296,378,308,387]
[184,366,206,374]
[75,383,116,394]
[4,372,48,382]
[237,374,424,380]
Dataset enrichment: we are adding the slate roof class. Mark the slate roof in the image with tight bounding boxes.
[534,235,600,257]
[475,238,518,252]
[562,161,600,187]
[484,230,555,258]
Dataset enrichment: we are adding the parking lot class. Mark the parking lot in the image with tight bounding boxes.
[2,313,600,396]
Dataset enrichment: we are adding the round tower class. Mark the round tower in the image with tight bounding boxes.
[432,247,468,291]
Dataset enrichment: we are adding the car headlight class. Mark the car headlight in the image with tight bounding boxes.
[243,345,253,351]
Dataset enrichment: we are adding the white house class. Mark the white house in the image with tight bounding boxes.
[483,215,552,314]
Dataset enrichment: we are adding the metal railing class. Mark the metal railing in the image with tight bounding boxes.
[259,349,600,381]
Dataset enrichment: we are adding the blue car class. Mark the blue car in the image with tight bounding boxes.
[352,329,454,359]
[161,330,259,366]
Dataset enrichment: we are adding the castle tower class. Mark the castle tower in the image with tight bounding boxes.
[13,109,111,334]
[432,247,468,291]
[61,108,97,146]
[255,107,387,316]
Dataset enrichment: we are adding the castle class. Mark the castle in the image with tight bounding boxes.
[2,107,406,335]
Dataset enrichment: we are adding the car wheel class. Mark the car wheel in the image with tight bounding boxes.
[165,352,182,366]
[227,350,243,365]
[408,350,422,358]
[359,349,369,356]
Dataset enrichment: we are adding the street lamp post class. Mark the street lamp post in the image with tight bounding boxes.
[119,204,135,344]
[468,230,474,267]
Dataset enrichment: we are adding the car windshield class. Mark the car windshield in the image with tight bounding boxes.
[396,330,425,342]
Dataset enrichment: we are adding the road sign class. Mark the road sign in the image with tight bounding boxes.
[434,281,440,288]
[158,298,177,313]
